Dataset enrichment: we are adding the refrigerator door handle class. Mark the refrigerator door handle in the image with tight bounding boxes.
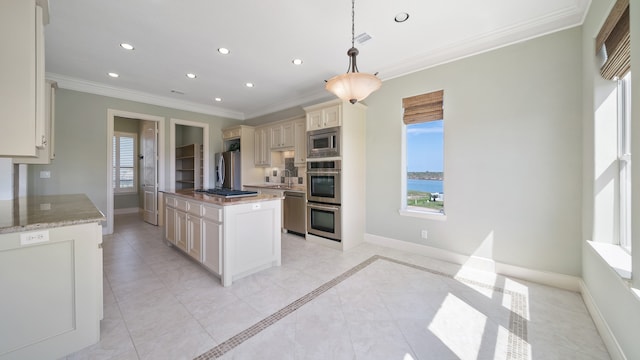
[217,155,225,188]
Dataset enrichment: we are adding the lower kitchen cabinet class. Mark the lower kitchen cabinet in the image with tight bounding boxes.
[0,222,103,360]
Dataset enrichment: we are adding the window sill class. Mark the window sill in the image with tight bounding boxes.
[399,208,447,221]
[586,240,632,280]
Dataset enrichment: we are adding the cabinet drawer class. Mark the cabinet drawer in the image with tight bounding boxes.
[166,196,177,208]
[175,198,188,212]
[187,201,202,216]
[202,205,222,222]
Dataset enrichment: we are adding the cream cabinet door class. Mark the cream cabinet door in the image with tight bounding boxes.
[294,120,306,165]
[165,206,176,244]
[0,0,47,156]
[270,125,283,148]
[282,122,295,147]
[187,214,202,261]
[202,219,222,275]
[323,105,341,128]
[254,127,271,166]
[175,210,188,252]
[306,110,323,131]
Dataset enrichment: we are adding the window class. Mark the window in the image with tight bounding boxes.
[596,0,631,252]
[401,90,445,216]
[618,71,631,252]
[113,132,137,193]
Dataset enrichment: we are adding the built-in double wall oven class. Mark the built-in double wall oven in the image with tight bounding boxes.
[307,160,341,242]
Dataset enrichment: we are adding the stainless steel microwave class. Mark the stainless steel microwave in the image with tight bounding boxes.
[307,127,340,158]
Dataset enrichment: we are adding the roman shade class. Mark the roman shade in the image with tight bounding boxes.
[596,0,630,80]
[402,90,444,125]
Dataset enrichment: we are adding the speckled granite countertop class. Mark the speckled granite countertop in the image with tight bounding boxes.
[243,184,306,193]
[162,190,283,205]
[0,194,105,234]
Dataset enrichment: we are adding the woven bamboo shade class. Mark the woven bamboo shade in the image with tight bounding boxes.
[402,90,444,125]
[596,0,630,80]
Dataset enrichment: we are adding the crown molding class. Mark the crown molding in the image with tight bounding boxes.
[45,73,246,120]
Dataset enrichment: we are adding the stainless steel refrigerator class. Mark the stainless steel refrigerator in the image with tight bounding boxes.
[215,151,241,189]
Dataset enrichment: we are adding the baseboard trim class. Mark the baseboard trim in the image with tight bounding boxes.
[363,233,581,291]
[114,207,141,215]
[579,279,627,360]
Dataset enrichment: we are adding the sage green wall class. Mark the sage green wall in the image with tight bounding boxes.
[580,1,640,359]
[27,89,241,217]
[176,124,204,147]
[364,27,583,276]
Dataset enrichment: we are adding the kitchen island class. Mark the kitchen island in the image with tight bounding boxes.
[0,194,104,360]
[162,190,282,286]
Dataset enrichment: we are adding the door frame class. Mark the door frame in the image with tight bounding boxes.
[169,118,209,190]
[106,109,165,235]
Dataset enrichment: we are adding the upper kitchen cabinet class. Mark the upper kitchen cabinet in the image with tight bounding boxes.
[13,80,57,164]
[293,118,306,166]
[270,121,294,149]
[0,0,50,157]
[305,103,341,131]
[222,126,242,140]
[254,126,271,167]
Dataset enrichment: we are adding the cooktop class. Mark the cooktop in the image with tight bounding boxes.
[195,188,258,198]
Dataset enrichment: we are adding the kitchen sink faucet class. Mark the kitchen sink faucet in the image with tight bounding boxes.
[282,169,293,187]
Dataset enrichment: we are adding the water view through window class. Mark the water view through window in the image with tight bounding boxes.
[406,120,444,213]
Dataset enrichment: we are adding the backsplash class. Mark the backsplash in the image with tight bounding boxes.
[265,156,304,185]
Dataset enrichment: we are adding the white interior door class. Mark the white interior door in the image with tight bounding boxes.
[141,121,158,225]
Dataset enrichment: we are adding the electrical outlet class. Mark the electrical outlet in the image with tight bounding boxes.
[421,230,428,239]
[20,230,50,245]
[40,170,51,178]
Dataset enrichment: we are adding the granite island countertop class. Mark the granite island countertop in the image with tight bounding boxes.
[0,194,105,234]
[161,189,283,205]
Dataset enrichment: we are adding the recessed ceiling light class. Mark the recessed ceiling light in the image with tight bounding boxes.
[218,48,230,55]
[245,82,254,88]
[394,12,409,23]
[186,73,197,79]
[120,43,134,50]
[292,58,303,65]
[108,72,119,78]
[214,97,222,102]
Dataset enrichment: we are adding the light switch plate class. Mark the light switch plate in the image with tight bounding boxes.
[39,171,51,178]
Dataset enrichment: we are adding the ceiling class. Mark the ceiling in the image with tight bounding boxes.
[44,0,590,120]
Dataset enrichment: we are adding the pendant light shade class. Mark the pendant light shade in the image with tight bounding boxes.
[325,0,381,104]
[326,71,382,105]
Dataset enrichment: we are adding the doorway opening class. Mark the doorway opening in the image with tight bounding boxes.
[106,110,164,235]
[169,119,209,191]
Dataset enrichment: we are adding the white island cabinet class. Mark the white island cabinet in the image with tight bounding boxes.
[0,194,104,360]
[164,191,282,286]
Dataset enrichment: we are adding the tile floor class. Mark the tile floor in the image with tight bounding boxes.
[64,214,610,360]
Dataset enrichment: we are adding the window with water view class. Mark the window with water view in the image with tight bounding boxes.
[403,90,444,215]
[406,120,444,213]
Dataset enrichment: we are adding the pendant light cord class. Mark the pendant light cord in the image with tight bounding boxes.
[351,0,355,48]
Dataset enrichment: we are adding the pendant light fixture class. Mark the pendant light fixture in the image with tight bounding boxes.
[325,0,381,104]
